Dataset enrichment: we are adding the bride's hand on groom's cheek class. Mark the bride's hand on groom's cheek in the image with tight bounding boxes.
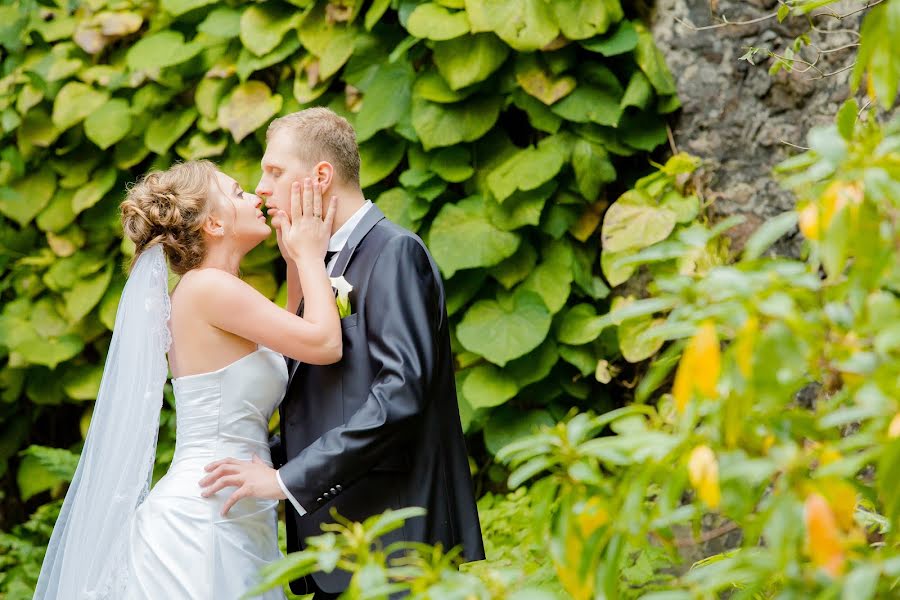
[199,454,288,517]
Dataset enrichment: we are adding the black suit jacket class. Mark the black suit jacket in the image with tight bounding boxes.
[270,205,485,594]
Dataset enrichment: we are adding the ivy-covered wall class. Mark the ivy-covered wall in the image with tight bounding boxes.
[0,0,678,521]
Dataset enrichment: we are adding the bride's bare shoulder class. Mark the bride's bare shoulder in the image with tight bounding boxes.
[173,268,241,298]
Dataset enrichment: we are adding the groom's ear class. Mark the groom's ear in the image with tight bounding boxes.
[313,161,335,191]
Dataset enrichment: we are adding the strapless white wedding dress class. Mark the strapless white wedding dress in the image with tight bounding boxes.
[124,347,288,599]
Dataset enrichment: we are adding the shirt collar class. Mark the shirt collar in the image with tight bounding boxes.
[328,200,373,253]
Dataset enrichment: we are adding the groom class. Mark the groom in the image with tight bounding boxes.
[201,107,484,597]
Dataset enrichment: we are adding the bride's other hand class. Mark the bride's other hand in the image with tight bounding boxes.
[275,178,336,266]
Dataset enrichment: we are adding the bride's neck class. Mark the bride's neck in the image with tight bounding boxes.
[198,243,244,276]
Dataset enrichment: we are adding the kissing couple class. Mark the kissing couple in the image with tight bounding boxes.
[35,107,484,599]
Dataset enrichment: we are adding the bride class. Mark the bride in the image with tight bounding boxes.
[34,160,340,599]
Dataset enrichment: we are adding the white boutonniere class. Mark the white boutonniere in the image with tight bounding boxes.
[330,276,353,318]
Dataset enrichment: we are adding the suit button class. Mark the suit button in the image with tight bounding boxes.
[330,487,337,494]
[335,485,342,492]
[316,497,323,503]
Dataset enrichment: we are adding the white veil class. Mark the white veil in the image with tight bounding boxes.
[34,244,171,599]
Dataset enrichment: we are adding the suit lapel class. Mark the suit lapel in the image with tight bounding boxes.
[287,204,385,387]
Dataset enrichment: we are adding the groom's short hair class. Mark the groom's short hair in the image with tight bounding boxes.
[266,107,361,186]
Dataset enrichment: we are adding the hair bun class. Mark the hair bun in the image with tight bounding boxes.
[120,160,218,275]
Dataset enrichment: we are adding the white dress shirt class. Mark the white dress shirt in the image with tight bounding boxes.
[274,200,374,516]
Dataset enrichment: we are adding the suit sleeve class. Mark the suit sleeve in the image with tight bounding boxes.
[276,235,439,514]
[268,434,285,469]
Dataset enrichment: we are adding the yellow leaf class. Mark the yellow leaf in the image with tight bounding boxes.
[818,479,857,532]
[688,445,720,510]
[798,203,820,240]
[575,497,609,537]
[735,315,758,377]
[888,413,900,439]
[673,321,720,411]
[804,492,845,577]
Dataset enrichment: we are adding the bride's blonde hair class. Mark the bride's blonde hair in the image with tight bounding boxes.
[120,160,219,275]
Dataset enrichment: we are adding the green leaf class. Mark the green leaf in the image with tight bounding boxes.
[356,61,414,142]
[198,7,242,37]
[72,167,117,215]
[572,139,616,200]
[195,78,232,119]
[551,85,622,126]
[366,0,392,30]
[511,89,563,133]
[62,364,104,401]
[742,211,798,260]
[619,316,664,362]
[466,0,559,51]
[457,289,551,366]
[635,27,676,94]
[487,180,555,230]
[551,0,622,40]
[411,95,503,150]
[428,196,521,277]
[84,98,132,150]
[487,134,570,202]
[514,54,576,105]
[125,30,202,72]
[601,191,677,253]
[0,168,57,226]
[236,35,301,81]
[52,82,110,131]
[359,135,407,188]
[620,71,653,110]
[64,265,113,321]
[836,98,859,140]
[37,188,76,233]
[175,132,228,160]
[413,70,474,104]
[430,146,474,182]
[463,364,518,408]
[218,82,282,143]
[298,3,358,79]
[17,453,64,501]
[519,238,574,313]
[558,304,610,345]
[432,33,510,90]
[15,335,84,369]
[145,108,199,155]
[240,3,300,56]
[161,0,218,17]
[19,108,60,147]
[375,188,427,230]
[490,241,537,289]
[407,3,470,40]
[581,19,637,56]
[483,407,554,455]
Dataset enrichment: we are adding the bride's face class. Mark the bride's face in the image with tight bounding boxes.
[209,171,271,249]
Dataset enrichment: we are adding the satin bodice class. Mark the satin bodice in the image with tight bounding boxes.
[169,347,288,464]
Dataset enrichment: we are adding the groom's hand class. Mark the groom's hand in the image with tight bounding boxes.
[199,454,287,516]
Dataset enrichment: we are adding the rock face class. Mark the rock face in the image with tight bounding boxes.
[650,0,864,253]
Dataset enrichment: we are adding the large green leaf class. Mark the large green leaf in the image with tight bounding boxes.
[456,289,552,366]
[84,98,132,150]
[483,407,554,455]
[428,195,520,277]
[63,265,112,321]
[411,95,502,150]
[0,168,57,226]
[551,85,622,126]
[572,139,616,200]
[487,134,570,202]
[519,238,574,314]
[635,27,676,94]
[463,364,518,408]
[145,108,198,154]
[72,167,116,214]
[552,0,622,40]
[515,54,576,105]
[601,190,676,253]
[355,61,414,142]
[15,335,84,369]
[218,82,282,143]
[125,30,202,71]
[432,33,510,90]
[407,3,470,40]
[466,0,559,51]
[240,3,300,56]
[52,82,110,131]
[581,19,638,56]
[298,2,358,79]
[487,180,555,231]
[359,135,406,187]
[161,0,218,17]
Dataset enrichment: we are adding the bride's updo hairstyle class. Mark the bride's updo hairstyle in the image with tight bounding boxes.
[121,160,220,275]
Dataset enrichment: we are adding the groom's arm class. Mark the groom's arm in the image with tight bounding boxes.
[277,234,439,514]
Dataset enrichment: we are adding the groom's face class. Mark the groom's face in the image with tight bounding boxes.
[256,130,315,218]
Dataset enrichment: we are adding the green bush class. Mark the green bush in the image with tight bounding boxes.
[0,0,676,591]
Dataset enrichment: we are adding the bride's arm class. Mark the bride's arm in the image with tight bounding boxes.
[194,180,341,364]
